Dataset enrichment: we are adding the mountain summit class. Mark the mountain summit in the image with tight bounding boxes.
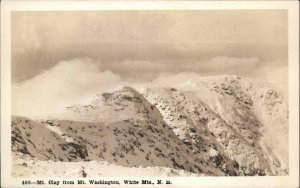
[12,75,288,176]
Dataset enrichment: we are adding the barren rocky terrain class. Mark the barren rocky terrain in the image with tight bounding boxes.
[12,75,288,177]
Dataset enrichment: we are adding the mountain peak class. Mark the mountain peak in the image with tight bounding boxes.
[13,76,288,176]
[49,86,161,123]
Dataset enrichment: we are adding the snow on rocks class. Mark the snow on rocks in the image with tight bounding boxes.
[142,75,288,176]
[11,75,288,177]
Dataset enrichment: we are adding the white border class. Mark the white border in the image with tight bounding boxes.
[1,1,299,188]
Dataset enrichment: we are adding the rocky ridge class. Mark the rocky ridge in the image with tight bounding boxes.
[12,75,288,176]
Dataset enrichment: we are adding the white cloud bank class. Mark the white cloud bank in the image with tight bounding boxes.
[12,58,122,117]
[12,57,288,118]
[249,64,288,97]
[113,56,260,74]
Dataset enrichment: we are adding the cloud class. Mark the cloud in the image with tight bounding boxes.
[120,57,260,71]
[12,58,122,117]
[248,64,288,96]
[146,63,288,97]
[112,56,261,80]
[12,57,287,118]
[146,72,202,88]
[201,56,260,71]
[12,11,287,49]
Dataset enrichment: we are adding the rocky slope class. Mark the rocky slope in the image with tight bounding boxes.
[12,116,88,162]
[12,87,225,176]
[13,152,202,177]
[142,75,288,175]
[11,75,288,176]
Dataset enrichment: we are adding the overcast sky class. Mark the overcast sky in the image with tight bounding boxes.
[11,10,288,116]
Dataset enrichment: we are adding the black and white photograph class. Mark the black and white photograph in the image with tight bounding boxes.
[1,1,299,187]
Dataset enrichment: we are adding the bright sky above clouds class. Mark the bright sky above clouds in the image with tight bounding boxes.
[11,10,288,117]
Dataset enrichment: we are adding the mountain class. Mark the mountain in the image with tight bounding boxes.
[12,116,88,161]
[11,75,288,176]
[142,75,288,175]
[12,87,225,176]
